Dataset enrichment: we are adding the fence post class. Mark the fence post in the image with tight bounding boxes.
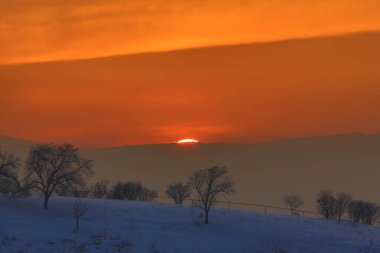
[264,206,267,214]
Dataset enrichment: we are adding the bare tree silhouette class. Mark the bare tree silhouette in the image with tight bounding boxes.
[0,149,22,197]
[316,190,336,219]
[283,194,304,215]
[188,166,235,224]
[334,192,352,222]
[24,143,93,209]
[166,182,191,204]
[348,200,379,225]
[108,181,157,201]
[73,199,87,233]
[92,180,109,198]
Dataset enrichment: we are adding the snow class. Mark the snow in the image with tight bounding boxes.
[1,197,380,253]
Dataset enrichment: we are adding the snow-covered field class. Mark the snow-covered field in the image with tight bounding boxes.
[1,197,380,253]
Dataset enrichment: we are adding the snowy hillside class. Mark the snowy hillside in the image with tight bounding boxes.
[1,197,380,253]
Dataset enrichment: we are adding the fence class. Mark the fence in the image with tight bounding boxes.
[155,195,323,219]
[65,191,366,224]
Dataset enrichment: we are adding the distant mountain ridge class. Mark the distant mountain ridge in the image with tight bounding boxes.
[1,133,380,210]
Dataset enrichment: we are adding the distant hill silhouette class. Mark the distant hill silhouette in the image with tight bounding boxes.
[2,133,380,210]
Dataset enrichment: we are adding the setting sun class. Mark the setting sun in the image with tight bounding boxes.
[177,138,199,144]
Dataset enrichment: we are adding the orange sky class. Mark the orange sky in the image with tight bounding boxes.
[1,1,380,147]
[1,0,380,65]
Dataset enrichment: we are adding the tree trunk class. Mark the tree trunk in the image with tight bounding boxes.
[76,217,79,232]
[205,210,209,224]
[43,193,49,210]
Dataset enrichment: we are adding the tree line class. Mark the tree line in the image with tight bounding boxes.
[1,143,379,226]
[283,191,380,225]
[0,144,235,224]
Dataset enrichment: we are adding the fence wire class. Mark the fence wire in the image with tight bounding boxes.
[154,195,357,221]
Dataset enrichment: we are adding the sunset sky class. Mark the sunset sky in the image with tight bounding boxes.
[2,0,380,65]
[1,0,380,147]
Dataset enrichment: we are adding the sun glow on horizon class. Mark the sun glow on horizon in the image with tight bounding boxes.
[177,138,199,144]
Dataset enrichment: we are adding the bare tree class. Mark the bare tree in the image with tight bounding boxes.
[372,211,380,226]
[316,190,336,219]
[92,180,109,198]
[166,182,192,204]
[139,187,157,201]
[0,149,22,197]
[188,166,235,224]
[364,203,380,225]
[108,181,141,200]
[334,192,352,222]
[108,182,123,199]
[73,199,87,233]
[124,181,142,200]
[24,144,93,209]
[348,200,380,225]
[283,194,304,215]
[348,200,362,223]
[108,181,157,202]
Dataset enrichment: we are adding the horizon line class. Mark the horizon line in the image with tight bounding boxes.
[1,132,379,150]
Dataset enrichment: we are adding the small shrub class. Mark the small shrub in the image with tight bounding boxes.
[73,199,87,233]
[139,187,157,201]
[108,181,157,201]
[166,182,191,204]
[283,194,303,215]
